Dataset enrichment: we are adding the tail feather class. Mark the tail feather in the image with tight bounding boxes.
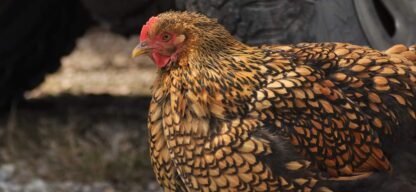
[410,44,416,51]
[385,44,416,62]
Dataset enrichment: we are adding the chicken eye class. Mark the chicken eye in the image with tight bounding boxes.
[161,33,172,41]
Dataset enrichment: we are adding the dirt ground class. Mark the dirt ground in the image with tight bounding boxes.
[0,28,161,192]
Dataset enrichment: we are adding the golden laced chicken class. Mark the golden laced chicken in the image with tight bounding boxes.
[131,11,416,192]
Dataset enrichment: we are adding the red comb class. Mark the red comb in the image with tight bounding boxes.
[140,16,158,42]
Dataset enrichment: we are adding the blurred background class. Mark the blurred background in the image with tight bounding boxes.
[0,0,415,191]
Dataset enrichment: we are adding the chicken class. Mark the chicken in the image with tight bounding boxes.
[131,11,416,192]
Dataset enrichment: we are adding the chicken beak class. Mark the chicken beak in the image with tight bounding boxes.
[131,43,149,58]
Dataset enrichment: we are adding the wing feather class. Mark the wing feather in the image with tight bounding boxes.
[250,43,416,177]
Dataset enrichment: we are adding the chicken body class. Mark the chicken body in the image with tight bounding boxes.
[136,12,416,192]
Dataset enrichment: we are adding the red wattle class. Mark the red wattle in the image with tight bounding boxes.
[152,52,171,68]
